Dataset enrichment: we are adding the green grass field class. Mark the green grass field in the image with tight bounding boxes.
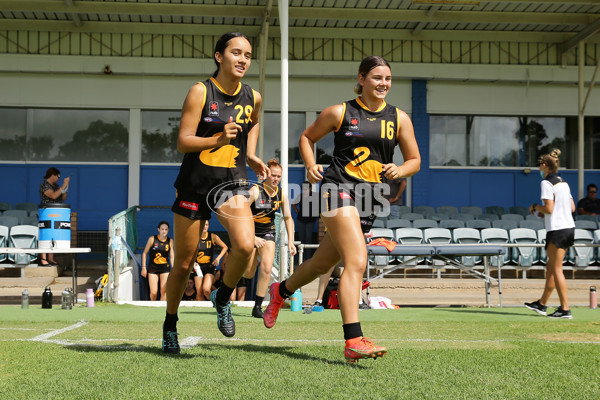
[1,303,599,399]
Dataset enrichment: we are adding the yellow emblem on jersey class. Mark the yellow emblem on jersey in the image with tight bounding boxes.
[344,146,383,183]
[196,251,211,264]
[199,132,240,168]
[154,253,167,264]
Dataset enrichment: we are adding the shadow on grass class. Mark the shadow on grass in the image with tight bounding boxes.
[63,342,210,359]
[64,341,366,367]
[199,342,367,368]
[434,308,536,317]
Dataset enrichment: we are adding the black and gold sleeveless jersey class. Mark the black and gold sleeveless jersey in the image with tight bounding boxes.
[250,184,282,235]
[148,235,172,269]
[195,233,215,265]
[322,98,399,186]
[174,77,258,195]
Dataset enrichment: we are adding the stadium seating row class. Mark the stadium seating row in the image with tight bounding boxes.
[374,218,600,231]
[0,213,38,228]
[366,227,600,273]
[0,202,38,213]
[389,205,600,220]
[0,225,39,264]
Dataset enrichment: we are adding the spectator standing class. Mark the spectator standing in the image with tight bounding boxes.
[39,167,70,266]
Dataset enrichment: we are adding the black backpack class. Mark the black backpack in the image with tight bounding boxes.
[322,278,340,309]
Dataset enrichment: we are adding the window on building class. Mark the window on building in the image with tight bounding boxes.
[430,115,600,169]
[30,108,129,162]
[0,108,26,161]
[141,110,182,163]
[262,112,306,164]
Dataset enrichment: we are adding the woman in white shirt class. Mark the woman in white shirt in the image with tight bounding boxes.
[525,149,575,319]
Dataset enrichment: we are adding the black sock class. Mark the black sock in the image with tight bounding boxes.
[164,312,178,331]
[279,280,294,298]
[343,322,363,341]
[216,284,234,306]
[254,296,264,308]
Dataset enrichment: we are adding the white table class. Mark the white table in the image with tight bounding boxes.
[0,247,92,305]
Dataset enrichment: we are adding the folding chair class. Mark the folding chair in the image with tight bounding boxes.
[15,202,38,213]
[2,209,27,224]
[395,228,424,267]
[519,220,544,231]
[366,228,395,268]
[455,213,476,222]
[412,206,435,218]
[8,225,39,265]
[492,220,519,231]
[538,229,547,264]
[437,206,459,217]
[460,206,482,216]
[453,227,481,267]
[481,228,509,268]
[0,216,19,230]
[386,219,411,229]
[575,220,598,231]
[594,229,600,265]
[372,219,386,228]
[509,228,539,278]
[439,219,465,230]
[575,215,598,223]
[412,219,438,230]
[485,206,506,216]
[508,206,529,217]
[568,229,594,269]
[0,225,8,262]
[423,228,453,275]
[501,213,525,223]
[466,219,492,230]
[402,212,424,222]
[478,213,500,222]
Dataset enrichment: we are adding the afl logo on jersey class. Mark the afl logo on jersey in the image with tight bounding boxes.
[203,117,214,123]
[349,117,360,131]
[209,101,219,116]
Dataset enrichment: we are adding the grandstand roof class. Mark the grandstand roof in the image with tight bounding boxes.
[1,0,599,55]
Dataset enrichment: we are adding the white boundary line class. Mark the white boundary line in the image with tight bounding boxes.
[3,333,598,347]
[29,320,88,343]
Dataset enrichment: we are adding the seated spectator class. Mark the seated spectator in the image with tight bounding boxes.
[577,184,600,215]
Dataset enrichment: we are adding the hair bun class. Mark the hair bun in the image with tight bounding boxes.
[550,148,561,158]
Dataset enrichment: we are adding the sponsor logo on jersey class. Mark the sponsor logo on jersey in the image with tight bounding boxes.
[339,191,352,200]
[209,101,219,116]
[344,131,363,137]
[349,117,360,130]
[179,201,199,211]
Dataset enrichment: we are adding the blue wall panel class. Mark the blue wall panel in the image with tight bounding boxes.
[1,163,128,231]
[428,170,471,208]
[470,172,514,209]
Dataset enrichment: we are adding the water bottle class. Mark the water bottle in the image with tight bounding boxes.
[290,289,302,312]
[61,288,72,310]
[590,286,597,309]
[86,288,95,308]
[42,286,53,309]
[21,289,29,309]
